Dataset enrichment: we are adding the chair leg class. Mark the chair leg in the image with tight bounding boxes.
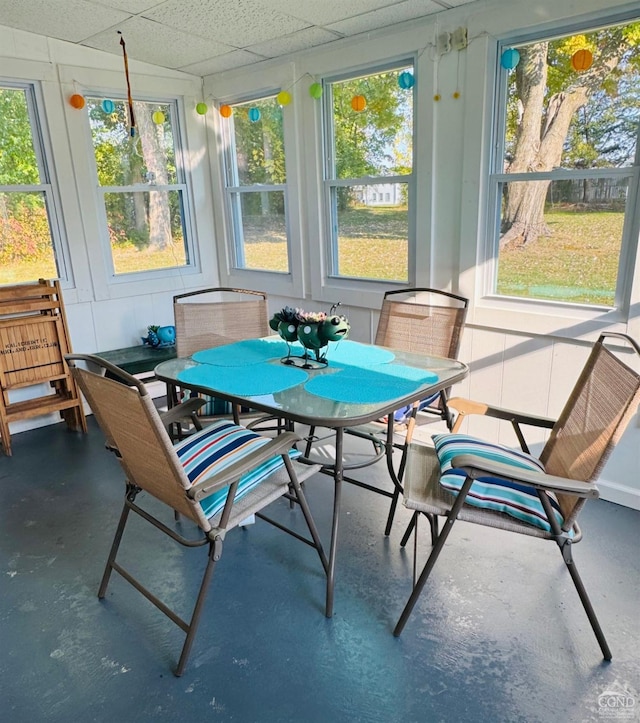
[175,540,220,677]
[394,477,472,636]
[557,537,612,660]
[98,499,131,599]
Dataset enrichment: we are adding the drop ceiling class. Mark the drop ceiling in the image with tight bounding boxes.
[0,0,476,76]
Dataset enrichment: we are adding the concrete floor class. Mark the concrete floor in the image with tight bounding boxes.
[1,418,639,722]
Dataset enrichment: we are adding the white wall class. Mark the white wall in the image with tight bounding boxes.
[2,1,640,509]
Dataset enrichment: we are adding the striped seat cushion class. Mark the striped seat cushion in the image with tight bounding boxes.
[393,392,440,424]
[175,419,299,518]
[432,433,563,532]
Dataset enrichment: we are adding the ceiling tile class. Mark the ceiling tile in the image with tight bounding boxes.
[0,0,130,43]
[82,15,235,68]
[142,0,310,47]
[91,0,164,12]
[247,26,344,59]
[255,0,400,26]
[180,50,269,76]
[326,0,442,36]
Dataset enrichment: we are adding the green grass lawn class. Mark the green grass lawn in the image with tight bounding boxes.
[1,207,624,306]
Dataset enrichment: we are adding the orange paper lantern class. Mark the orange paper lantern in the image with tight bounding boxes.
[69,93,85,109]
[351,94,366,112]
[219,104,233,118]
[571,49,593,71]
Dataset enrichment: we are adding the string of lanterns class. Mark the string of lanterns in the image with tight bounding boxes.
[500,46,594,71]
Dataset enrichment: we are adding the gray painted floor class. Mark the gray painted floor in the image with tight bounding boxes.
[1,419,639,722]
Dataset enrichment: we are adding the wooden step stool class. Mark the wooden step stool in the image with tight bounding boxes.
[0,279,87,455]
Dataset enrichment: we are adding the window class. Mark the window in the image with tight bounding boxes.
[0,83,67,285]
[221,95,289,273]
[488,20,640,307]
[323,62,414,282]
[87,97,192,276]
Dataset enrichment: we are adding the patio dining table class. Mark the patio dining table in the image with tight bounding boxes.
[155,336,468,617]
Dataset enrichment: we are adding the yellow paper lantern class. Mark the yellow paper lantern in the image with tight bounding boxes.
[571,49,593,71]
[219,104,233,118]
[351,94,366,112]
[152,110,165,124]
[276,90,292,106]
[69,93,85,109]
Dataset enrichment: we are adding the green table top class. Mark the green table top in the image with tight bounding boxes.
[97,344,176,375]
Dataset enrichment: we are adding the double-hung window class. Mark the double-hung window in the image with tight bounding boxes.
[323,62,414,283]
[87,97,193,277]
[221,94,289,273]
[488,20,640,308]
[0,83,67,285]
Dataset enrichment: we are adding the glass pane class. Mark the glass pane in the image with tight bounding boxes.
[334,185,408,281]
[104,190,187,274]
[503,25,640,174]
[232,97,285,185]
[331,66,413,179]
[0,192,58,284]
[497,178,626,305]
[87,99,177,186]
[232,191,288,272]
[0,87,40,185]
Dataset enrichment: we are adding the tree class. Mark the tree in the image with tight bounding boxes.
[501,24,640,248]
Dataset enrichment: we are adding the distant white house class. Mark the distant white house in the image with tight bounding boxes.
[356,184,403,206]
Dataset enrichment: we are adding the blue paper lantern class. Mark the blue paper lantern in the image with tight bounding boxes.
[248,107,261,122]
[501,48,520,70]
[101,99,115,113]
[398,71,415,89]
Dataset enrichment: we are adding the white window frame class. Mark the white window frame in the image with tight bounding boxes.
[321,60,415,287]
[459,15,640,341]
[86,94,198,284]
[0,79,72,287]
[221,93,291,273]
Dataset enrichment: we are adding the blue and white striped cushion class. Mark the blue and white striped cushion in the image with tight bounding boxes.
[175,419,300,519]
[432,433,563,532]
[393,392,440,424]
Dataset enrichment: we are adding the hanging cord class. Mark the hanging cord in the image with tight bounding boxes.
[118,31,136,137]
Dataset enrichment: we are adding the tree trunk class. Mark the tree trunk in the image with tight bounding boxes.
[501,43,589,248]
[136,103,172,250]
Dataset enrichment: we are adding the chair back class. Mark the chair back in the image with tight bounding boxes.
[66,355,209,529]
[173,287,269,357]
[375,288,468,359]
[541,334,640,515]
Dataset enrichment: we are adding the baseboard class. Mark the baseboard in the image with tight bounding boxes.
[598,479,640,510]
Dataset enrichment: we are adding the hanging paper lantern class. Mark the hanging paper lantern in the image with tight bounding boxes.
[248,107,261,122]
[101,99,115,114]
[309,82,323,99]
[351,95,366,112]
[276,90,292,106]
[398,71,415,90]
[571,49,593,71]
[195,102,208,115]
[219,104,233,118]
[69,93,85,109]
[501,48,520,70]
[152,110,165,124]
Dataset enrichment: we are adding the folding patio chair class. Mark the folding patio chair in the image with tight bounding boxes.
[393,332,640,660]
[66,354,327,676]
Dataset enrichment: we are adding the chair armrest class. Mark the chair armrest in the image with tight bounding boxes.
[448,398,556,429]
[159,397,205,428]
[450,453,599,499]
[188,431,301,501]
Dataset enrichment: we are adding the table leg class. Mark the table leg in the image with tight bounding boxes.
[325,426,343,618]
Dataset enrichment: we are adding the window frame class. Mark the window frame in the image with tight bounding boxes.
[86,94,198,283]
[469,17,640,339]
[0,79,72,287]
[220,93,292,274]
[321,60,416,285]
